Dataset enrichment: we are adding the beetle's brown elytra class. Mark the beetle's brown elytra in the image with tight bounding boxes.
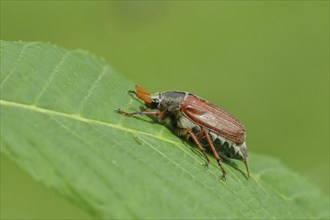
[117,85,250,180]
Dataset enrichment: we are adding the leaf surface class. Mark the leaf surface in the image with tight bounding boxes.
[1,41,329,219]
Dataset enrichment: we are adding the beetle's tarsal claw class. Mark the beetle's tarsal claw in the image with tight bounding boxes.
[219,174,226,181]
[203,161,210,168]
[218,168,227,181]
[116,109,133,117]
[128,90,136,95]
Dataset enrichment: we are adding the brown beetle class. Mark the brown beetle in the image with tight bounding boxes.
[117,85,249,179]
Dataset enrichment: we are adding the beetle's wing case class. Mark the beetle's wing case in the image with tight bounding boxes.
[181,95,246,145]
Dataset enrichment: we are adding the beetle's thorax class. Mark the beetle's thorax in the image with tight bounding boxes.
[157,91,188,112]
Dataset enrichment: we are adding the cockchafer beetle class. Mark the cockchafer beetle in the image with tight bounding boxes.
[117,85,250,180]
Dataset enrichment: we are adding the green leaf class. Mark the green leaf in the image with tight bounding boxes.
[1,40,329,219]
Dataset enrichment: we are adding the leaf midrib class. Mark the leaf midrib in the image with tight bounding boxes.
[0,99,179,145]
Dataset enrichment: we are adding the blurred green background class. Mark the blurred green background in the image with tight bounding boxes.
[1,1,329,218]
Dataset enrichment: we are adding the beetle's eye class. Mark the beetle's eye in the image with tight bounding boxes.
[150,99,159,109]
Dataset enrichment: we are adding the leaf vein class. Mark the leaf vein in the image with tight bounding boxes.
[78,65,108,114]
[0,42,38,87]
[33,51,71,105]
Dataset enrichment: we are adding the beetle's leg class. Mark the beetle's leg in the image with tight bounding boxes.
[128,90,136,95]
[204,129,227,180]
[117,108,160,116]
[117,109,164,121]
[186,130,210,168]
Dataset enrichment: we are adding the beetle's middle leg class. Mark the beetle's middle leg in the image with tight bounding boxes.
[203,129,227,180]
[185,129,210,168]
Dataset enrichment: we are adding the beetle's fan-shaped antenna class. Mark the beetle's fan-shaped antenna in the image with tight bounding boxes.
[135,84,150,95]
[134,85,152,105]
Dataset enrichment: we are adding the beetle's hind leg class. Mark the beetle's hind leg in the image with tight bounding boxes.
[203,129,227,180]
[186,129,210,168]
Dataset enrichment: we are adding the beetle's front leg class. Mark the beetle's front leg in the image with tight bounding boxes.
[116,109,164,121]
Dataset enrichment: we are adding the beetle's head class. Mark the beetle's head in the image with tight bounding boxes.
[130,85,161,109]
[148,93,162,109]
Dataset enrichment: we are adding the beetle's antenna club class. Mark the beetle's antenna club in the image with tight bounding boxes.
[132,85,152,105]
[135,84,150,95]
[244,158,250,178]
